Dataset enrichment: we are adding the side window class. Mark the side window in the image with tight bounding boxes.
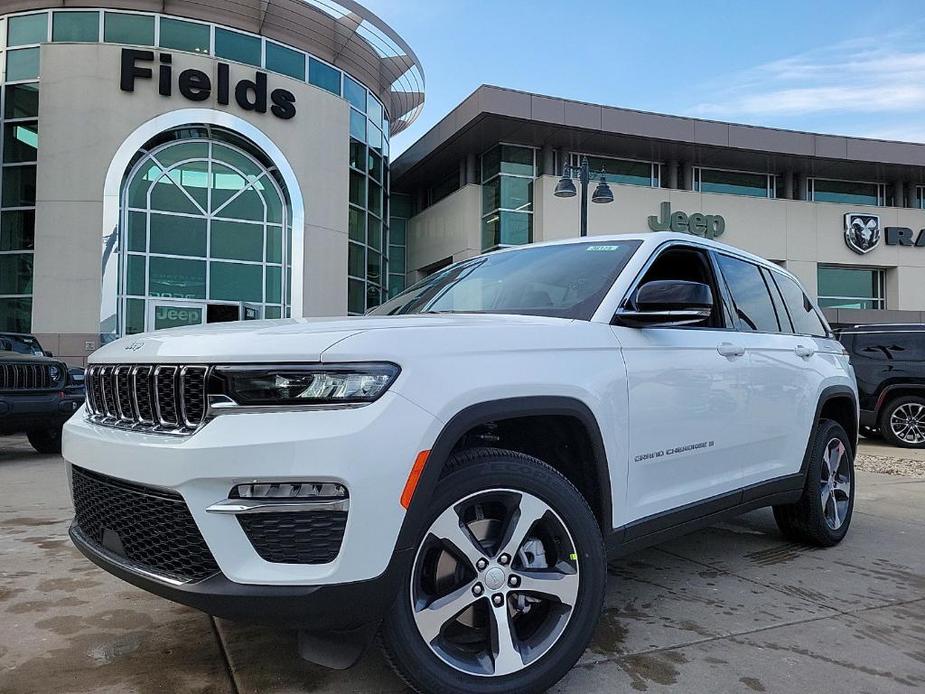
[853,333,924,361]
[715,254,780,333]
[761,267,793,333]
[633,246,726,329]
[772,272,829,337]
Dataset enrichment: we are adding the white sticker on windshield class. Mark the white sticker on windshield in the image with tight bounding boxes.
[586,245,621,252]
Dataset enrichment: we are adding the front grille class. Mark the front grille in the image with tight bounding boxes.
[237,512,347,564]
[85,364,209,434]
[0,362,62,391]
[71,466,219,583]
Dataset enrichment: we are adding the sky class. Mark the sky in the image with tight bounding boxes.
[361,0,925,156]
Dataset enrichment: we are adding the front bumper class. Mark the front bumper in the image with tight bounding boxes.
[860,408,876,429]
[69,523,411,630]
[0,391,83,434]
[62,391,442,587]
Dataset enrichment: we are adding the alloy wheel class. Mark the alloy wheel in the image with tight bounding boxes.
[820,438,851,530]
[410,489,580,677]
[889,403,925,445]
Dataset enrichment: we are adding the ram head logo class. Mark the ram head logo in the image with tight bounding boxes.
[844,213,881,255]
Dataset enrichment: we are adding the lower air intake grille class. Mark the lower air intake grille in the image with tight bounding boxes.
[71,466,219,582]
[237,512,347,564]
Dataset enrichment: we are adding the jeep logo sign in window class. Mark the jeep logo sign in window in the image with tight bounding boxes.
[120,48,297,120]
[648,202,725,239]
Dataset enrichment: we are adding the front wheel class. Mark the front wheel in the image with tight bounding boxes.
[27,427,62,454]
[380,447,606,694]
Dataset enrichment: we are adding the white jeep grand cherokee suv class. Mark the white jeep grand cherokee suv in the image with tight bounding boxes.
[64,232,857,693]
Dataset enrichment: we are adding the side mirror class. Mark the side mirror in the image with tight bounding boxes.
[44,350,54,357]
[614,280,713,327]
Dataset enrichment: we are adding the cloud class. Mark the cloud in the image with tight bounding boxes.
[691,31,925,121]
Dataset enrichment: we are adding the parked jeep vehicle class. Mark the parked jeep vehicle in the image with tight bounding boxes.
[1,333,85,454]
[63,232,857,693]
[836,323,925,448]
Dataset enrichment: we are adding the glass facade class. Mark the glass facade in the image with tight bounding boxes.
[694,167,773,198]
[388,194,411,298]
[570,154,658,187]
[118,130,291,334]
[817,266,885,310]
[481,145,535,250]
[810,179,884,206]
[347,88,390,314]
[0,20,39,331]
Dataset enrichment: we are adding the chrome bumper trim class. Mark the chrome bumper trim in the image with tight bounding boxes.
[206,498,350,514]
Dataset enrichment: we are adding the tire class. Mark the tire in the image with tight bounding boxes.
[772,419,854,547]
[859,425,880,440]
[380,447,606,694]
[27,427,62,455]
[879,395,925,449]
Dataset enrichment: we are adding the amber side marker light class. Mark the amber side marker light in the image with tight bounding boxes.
[401,450,430,509]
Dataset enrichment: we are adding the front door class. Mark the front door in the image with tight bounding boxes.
[616,244,749,525]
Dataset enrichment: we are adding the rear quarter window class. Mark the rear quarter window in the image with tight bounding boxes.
[771,272,829,337]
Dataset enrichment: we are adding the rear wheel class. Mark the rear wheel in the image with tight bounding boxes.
[879,395,925,448]
[773,419,854,546]
[27,427,62,454]
[380,447,606,694]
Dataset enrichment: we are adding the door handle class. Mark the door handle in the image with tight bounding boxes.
[794,344,816,359]
[717,342,745,358]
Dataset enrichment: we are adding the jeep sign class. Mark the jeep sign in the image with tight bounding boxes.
[648,202,725,239]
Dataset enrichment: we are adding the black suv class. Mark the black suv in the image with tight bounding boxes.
[837,324,925,448]
[0,333,85,454]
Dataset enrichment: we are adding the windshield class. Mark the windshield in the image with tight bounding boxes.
[370,240,641,320]
[0,334,44,356]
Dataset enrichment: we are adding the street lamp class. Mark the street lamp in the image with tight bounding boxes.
[554,156,614,236]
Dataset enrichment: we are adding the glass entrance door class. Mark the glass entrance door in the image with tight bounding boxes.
[116,129,291,337]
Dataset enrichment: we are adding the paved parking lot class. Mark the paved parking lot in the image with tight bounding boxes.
[1,435,923,693]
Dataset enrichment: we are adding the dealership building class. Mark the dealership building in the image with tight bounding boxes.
[2,2,925,366]
[390,85,925,330]
[0,0,422,363]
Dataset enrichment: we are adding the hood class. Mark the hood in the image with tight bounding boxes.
[89,314,570,364]
[0,350,64,365]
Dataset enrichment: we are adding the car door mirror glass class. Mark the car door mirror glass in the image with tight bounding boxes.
[614,280,713,327]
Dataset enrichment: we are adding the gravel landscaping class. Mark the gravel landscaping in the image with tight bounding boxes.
[856,452,925,478]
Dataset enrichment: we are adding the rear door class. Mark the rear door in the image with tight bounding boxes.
[714,253,828,485]
[615,243,750,524]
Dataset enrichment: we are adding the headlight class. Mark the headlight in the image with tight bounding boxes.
[214,363,400,406]
[48,366,61,382]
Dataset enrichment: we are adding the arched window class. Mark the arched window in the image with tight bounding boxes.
[118,127,291,334]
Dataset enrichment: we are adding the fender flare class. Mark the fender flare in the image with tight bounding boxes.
[394,396,612,552]
[800,384,859,479]
[875,383,925,414]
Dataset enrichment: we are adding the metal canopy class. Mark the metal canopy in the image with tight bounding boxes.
[392,85,925,190]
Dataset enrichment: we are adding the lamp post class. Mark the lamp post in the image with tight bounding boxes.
[553,156,614,236]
